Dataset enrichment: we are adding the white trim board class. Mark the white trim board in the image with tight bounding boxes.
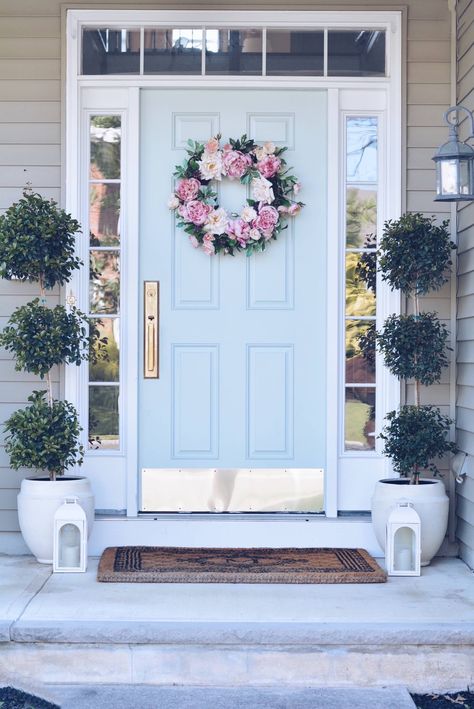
[65,10,402,541]
[88,515,384,558]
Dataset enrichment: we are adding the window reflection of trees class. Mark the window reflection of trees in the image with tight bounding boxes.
[346,188,376,248]
[346,252,376,317]
[346,118,377,182]
[89,386,119,447]
[90,319,119,382]
[345,117,378,451]
[90,116,121,180]
[89,184,120,246]
[345,387,375,450]
[89,252,120,315]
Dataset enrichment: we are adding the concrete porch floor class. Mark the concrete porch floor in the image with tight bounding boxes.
[0,555,473,694]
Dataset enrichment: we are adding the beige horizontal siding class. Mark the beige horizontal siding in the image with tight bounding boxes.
[456,384,474,409]
[407,106,446,127]
[458,64,474,102]
[0,59,60,80]
[407,147,440,170]
[407,83,450,105]
[0,17,61,37]
[0,123,60,143]
[458,271,474,298]
[0,0,454,533]
[0,144,60,166]
[459,474,474,504]
[458,342,474,365]
[456,0,474,567]
[0,187,61,210]
[458,41,474,80]
[457,429,474,458]
[0,37,60,58]
[407,20,452,41]
[407,41,450,62]
[0,510,20,532]
[0,80,60,100]
[0,166,61,188]
[0,102,60,123]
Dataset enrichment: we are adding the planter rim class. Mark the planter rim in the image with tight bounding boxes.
[23,475,87,482]
[377,477,443,485]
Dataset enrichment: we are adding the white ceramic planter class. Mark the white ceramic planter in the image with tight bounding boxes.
[17,476,94,564]
[371,478,449,566]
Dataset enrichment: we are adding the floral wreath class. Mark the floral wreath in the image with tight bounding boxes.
[167,134,303,256]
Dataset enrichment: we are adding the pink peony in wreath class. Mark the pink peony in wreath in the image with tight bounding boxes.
[167,134,304,256]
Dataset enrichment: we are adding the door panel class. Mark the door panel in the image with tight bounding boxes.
[139,88,327,509]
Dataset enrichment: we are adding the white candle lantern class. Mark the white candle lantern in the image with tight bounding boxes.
[53,497,87,573]
[386,500,421,576]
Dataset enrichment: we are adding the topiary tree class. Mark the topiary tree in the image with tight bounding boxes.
[0,188,106,480]
[376,212,457,484]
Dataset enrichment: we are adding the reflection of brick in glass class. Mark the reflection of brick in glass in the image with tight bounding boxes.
[90,184,120,245]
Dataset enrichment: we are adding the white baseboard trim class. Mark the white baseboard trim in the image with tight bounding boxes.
[88,515,385,557]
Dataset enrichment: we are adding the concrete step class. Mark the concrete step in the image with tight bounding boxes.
[2,637,473,693]
[43,685,416,709]
[1,556,473,694]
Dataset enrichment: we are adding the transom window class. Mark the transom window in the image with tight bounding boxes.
[81,26,386,77]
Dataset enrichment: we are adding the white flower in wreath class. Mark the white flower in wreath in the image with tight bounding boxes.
[198,150,224,181]
[251,176,274,205]
[241,205,257,223]
[254,141,276,161]
[204,207,229,235]
[167,195,180,210]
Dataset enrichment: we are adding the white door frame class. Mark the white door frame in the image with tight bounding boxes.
[65,9,402,523]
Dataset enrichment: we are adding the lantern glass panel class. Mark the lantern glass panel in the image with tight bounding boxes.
[59,523,81,568]
[393,526,415,572]
[440,159,459,196]
[459,158,472,196]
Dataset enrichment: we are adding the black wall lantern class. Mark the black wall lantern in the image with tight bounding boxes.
[433,105,474,202]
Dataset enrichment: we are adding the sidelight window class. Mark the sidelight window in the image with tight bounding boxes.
[344,116,378,452]
[87,115,122,451]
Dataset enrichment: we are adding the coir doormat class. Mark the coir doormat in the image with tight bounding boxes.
[97,546,386,584]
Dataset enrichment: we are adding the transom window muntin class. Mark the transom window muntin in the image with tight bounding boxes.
[81,26,387,77]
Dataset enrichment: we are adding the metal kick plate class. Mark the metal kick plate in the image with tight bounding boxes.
[140,468,324,513]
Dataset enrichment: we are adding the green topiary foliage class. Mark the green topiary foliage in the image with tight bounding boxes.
[378,213,455,295]
[379,405,456,483]
[0,190,82,289]
[376,212,457,483]
[4,391,84,478]
[0,188,107,478]
[376,312,450,385]
[0,300,107,378]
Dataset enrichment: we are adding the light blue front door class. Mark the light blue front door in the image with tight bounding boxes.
[139,88,327,510]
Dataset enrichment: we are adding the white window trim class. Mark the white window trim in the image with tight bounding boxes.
[65,9,401,519]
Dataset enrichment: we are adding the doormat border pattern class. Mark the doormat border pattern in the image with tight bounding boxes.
[97,546,387,584]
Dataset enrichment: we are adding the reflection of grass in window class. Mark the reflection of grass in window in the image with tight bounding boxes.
[90,337,119,382]
[345,399,370,445]
[89,388,119,436]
